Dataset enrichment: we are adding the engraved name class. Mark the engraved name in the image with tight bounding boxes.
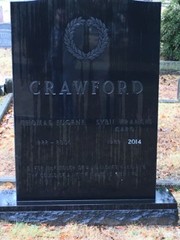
[20,119,86,126]
[96,118,153,126]
[29,80,143,95]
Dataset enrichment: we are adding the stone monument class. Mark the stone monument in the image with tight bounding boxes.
[0,0,178,225]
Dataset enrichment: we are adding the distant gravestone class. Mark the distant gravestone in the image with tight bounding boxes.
[3,0,177,224]
[0,6,3,23]
[0,23,11,48]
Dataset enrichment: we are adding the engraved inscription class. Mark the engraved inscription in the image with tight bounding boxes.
[128,139,142,145]
[29,80,143,96]
[107,139,121,145]
[64,17,109,61]
[27,164,146,179]
[37,139,71,146]
[19,118,152,127]
[20,119,86,126]
[96,118,152,126]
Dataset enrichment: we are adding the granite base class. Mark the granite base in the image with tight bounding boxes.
[0,187,178,225]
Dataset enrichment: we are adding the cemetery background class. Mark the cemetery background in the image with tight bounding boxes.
[0,0,179,238]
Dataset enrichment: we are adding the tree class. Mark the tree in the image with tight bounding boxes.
[161,0,180,60]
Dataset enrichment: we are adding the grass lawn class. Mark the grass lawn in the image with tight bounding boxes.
[157,103,180,181]
[0,219,179,240]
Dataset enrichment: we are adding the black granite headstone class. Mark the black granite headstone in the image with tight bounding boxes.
[12,0,161,203]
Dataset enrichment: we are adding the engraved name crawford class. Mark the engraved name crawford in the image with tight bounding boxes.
[29,80,143,95]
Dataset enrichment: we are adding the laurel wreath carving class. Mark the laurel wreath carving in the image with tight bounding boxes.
[64,17,109,61]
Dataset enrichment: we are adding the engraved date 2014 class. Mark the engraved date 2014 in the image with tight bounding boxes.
[128,139,142,145]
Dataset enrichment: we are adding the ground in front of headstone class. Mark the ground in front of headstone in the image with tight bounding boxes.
[0,215,179,240]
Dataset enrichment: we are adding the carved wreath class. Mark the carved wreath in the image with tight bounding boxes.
[64,17,109,61]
